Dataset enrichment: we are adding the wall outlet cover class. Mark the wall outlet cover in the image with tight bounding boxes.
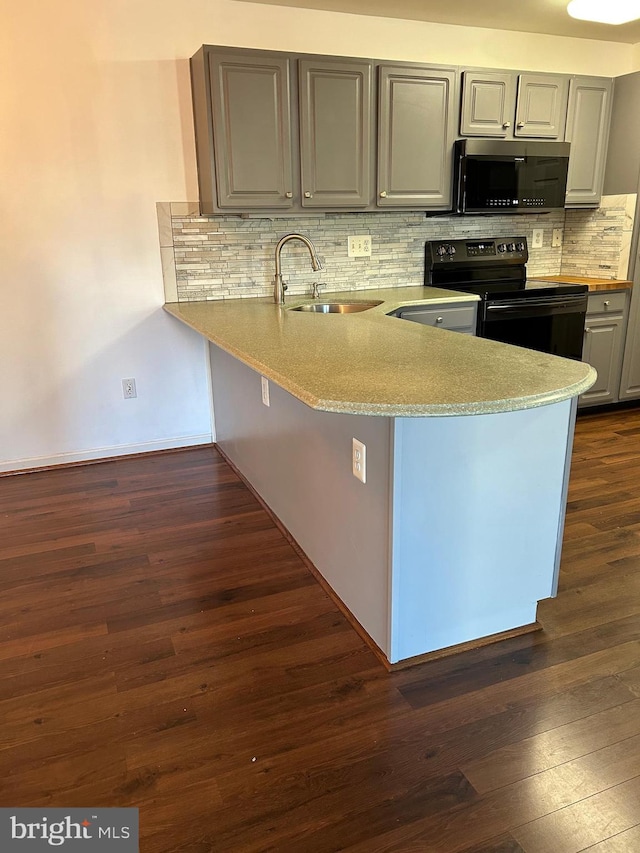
[352,437,366,483]
[261,376,270,407]
[348,236,372,258]
[532,229,544,249]
[122,378,137,399]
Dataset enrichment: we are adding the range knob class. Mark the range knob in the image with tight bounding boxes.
[436,244,448,257]
[447,244,456,256]
[516,241,526,252]
[507,242,517,252]
[497,243,507,253]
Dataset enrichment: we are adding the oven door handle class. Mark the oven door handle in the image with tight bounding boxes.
[485,295,587,313]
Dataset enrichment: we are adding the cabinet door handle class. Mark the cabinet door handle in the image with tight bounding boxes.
[502,121,511,128]
[517,121,525,128]
[379,190,387,198]
[436,316,444,324]
[585,327,591,333]
[285,191,293,199]
[304,191,312,199]
[604,300,610,307]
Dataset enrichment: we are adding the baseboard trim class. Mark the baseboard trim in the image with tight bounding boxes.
[386,622,542,671]
[0,434,213,476]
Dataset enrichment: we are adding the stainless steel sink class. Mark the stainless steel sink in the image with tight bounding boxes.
[290,301,382,314]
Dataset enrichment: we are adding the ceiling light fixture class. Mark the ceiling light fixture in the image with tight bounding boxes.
[567,0,640,24]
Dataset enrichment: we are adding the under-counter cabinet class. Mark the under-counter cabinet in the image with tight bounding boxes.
[580,290,629,407]
[460,71,569,138]
[377,66,457,208]
[618,290,640,402]
[392,301,477,334]
[564,76,613,207]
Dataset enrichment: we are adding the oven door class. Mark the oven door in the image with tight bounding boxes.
[480,293,587,360]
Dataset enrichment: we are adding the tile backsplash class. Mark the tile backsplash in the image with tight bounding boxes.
[562,194,636,280]
[157,196,636,303]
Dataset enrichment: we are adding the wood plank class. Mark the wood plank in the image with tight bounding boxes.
[512,776,640,853]
[462,697,640,793]
[0,410,639,852]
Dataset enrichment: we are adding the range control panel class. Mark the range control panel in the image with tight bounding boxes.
[426,237,528,266]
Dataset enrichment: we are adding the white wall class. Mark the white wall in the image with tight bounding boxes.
[0,0,634,472]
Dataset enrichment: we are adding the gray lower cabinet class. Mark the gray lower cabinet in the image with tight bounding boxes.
[565,77,613,208]
[377,66,456,208]
[393,302,477,334]
[619,286,640,401]
[194,48,295,212]
[579,290,628,407]
[460,71,568,139]
[298,58,372,208]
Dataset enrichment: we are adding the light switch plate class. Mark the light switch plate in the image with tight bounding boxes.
[552,228,563,248]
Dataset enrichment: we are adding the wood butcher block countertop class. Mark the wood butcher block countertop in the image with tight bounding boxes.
[535,276,633,292]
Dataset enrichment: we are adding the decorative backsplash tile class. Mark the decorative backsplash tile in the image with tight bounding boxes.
[157,196,635,303]
[561,194,636,280]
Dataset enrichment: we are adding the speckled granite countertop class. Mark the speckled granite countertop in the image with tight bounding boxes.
[164,285,596,417]
[535,275,633,291]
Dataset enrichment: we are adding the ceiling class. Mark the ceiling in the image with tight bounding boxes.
[236,0,640,43]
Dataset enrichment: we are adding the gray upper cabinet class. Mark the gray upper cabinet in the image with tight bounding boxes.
[377,65,456,209]
[191,47,610,216]
[460,71,568,139]
[298,59,372,208]
[460,71,516,137]
[515,75,568,138]
[564,76,613,208]
[196,49,294,212]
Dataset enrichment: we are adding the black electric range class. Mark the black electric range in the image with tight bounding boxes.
[424,236,588,360]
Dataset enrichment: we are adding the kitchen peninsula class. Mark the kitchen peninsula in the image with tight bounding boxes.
[166,286,596,667]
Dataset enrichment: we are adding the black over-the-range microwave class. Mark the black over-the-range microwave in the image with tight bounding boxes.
[453,139,571,215]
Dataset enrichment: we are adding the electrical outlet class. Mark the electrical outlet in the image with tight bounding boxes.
[552,228,563,248]
[261,376,270,407]
[122,378,137,399]
[532,228,544,249]
[348,235,372,257]
[352,438,366,484]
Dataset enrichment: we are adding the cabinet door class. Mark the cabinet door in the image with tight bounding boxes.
[377,66,456,208]
[565,77,613,207]
[299,59,372,208]
[460,71,516,137]
[208,52,294,209]
[515,74,569,138]
[619,288,640,400]
[580,315,624,406]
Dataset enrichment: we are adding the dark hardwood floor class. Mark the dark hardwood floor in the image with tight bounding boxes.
[2,407,640,852]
